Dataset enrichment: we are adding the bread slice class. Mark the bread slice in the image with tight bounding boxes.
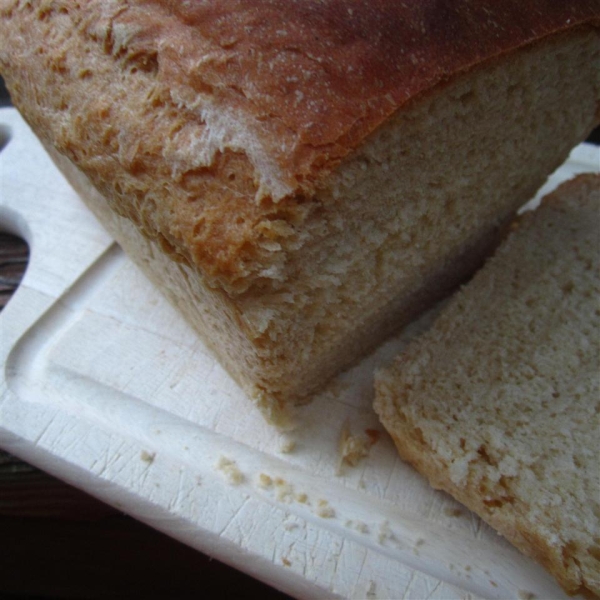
[374,174,600,596]
[1,3,599,424]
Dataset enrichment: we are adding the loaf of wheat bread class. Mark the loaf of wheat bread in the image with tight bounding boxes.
[1,2,599,425]
[374,174,600,596]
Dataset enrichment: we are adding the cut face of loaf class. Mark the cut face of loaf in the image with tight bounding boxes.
[374,174,600,596]
[1,2,599,424]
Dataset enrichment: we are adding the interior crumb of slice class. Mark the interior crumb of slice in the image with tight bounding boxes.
[375,175,600,596]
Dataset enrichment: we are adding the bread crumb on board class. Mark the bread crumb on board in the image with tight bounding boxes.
[295,492,309,504]
[279,438,296,454]
[257,473,273,489]
[517,591,536,600]
[274,477,295,502]
[140,450,156,463]
[338,422,380,469]
[257,474,312,506]
[345,519,370,534]
[215,456,245,485]
[377,520,397,544]
[315,499,335,519]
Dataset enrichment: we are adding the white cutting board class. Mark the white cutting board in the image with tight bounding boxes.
[1,107,598,600]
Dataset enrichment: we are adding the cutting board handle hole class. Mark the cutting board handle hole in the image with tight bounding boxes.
[0,124,11,153]
[0,232,29,312]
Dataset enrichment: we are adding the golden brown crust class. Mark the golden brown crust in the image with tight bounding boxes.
[385,429,591,596]
[1,1,598,292]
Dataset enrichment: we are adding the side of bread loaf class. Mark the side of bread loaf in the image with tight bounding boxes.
[1,2,599,423]
[375,174,600,595]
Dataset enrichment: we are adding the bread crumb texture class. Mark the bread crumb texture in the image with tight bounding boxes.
[375,175,600,596]
[278,438,296,454]
[377,520,397,545]
[345,519,370,534]
[140,450,156,463]
[215,456,244,485]
[315,499,335,519]
[257,473,273,489]
[338,422,379,468]
[256,474,314,508]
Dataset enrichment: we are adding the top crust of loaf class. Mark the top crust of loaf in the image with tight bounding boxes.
[97,0,600,199]
[1,1,599,291]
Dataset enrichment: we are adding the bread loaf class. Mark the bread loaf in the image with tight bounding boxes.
[1,2,599,424]
[375,174,600,596]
